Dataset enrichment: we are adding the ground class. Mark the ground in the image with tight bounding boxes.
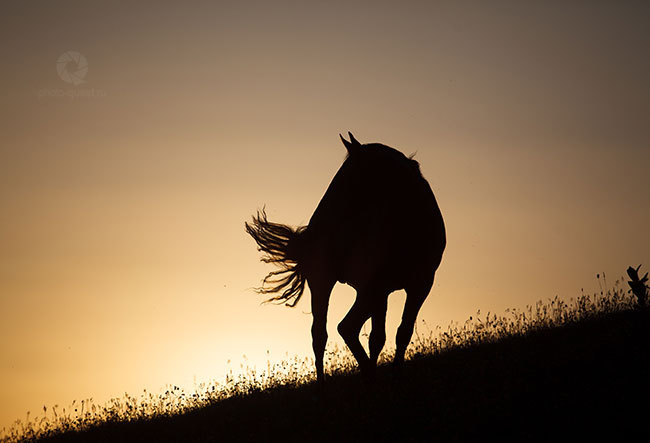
[36,309,649,442]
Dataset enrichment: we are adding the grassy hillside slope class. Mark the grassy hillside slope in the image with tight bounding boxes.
[35,308,649,442]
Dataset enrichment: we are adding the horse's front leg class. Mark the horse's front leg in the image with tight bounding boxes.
[337,295,373,374]
[308,277,334,382]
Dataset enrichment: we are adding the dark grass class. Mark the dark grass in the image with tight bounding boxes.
[33,308,650,442]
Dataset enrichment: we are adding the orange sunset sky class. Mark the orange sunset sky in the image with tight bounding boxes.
[1,0,649,430]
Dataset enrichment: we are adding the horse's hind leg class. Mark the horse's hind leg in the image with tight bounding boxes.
[394,275,435,368]
[337,295,372,373]
[308,277,335,382]
[369,294,389,368]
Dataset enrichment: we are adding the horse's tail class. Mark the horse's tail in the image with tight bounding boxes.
[245,208,307,307]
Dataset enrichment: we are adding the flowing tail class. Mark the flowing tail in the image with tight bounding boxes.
[245,209,307,307]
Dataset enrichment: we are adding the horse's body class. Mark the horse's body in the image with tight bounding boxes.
[246,133,445,381]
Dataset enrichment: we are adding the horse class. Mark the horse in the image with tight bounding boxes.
[245,132,446,381]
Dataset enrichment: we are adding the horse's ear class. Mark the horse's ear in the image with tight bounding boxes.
[340,132,361,155]
[348,132,360,146]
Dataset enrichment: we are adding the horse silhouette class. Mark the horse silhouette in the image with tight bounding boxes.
[246,132,446,381]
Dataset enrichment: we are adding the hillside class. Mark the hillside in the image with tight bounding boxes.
[32,308,649,442]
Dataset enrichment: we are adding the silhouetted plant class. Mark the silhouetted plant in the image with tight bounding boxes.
[627,265,649,309]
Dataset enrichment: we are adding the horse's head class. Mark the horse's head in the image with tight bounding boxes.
[339,131,422,177]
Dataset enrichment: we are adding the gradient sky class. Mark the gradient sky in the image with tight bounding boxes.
[1,0,649,430]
